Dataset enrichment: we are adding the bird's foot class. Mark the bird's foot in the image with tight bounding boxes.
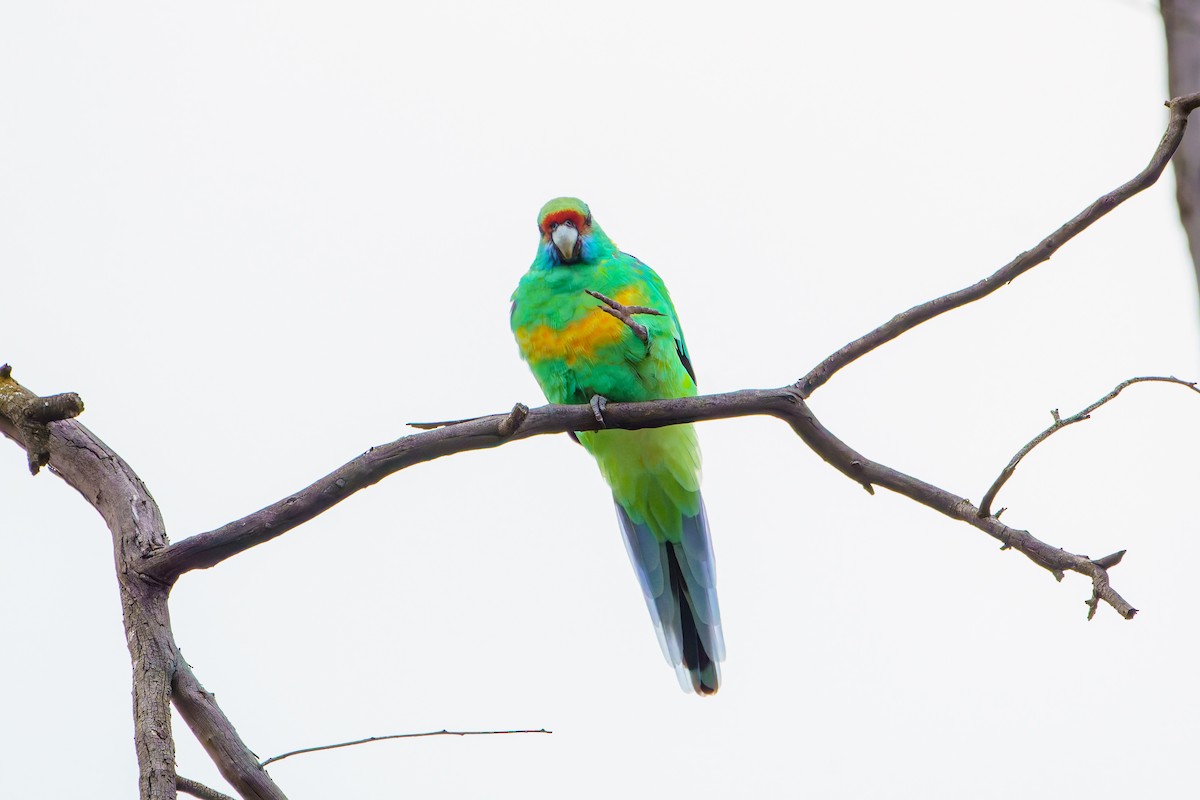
[584,289,664,345]
[589,394,609,427]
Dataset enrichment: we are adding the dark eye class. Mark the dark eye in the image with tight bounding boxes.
[561,219,576,229]
[550,222,559,231]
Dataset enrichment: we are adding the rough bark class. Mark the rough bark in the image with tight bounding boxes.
[0,370,286,800]
[0,373,178,799]
[173,660,287,800]
[178,776,237,800]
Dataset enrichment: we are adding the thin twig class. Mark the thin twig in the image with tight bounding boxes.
[978,376,1200,517]
[411,403,530,435]
[177,776,237,800]
[408,415,487,430]
[1091,550,1126,570]
[260,728,552,768]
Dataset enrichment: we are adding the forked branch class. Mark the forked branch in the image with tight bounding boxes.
[978,376,1200,518]
[139,92,1200,615]
[136,385,1140,618]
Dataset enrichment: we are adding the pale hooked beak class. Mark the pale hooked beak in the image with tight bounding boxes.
[552,223,579,261]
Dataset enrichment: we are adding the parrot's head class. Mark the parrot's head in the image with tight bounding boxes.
[535,197,613,267]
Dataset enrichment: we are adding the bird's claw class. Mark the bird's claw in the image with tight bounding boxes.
[584,289,664,345]
[590,395,608,427]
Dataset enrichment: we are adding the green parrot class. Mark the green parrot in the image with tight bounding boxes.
[511,197,724,695]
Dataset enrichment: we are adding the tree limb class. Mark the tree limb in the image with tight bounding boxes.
[172,659,288,800]
[0,372,180,799]
[0,373,285,800]
[138,389,801,581]
[137,92,1200,610]
[798,91,1200,395]
[133,385,1137,618]
[978,376,1200,517]
[177,777,237,800]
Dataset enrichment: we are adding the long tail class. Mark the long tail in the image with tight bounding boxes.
[616,498,724,695]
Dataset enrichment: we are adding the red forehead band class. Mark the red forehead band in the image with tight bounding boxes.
[540,209,588,235]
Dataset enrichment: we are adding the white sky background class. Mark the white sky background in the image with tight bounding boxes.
[2,1,1198,797]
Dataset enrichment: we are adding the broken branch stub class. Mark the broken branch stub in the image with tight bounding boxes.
[0,364,84,474]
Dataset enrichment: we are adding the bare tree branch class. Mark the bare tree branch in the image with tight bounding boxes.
[798,92,1200,395]
[260,728,553,768]
[134,385,1138,618]
[409,402,530,433]
[177,777,237,800]
[137,93,1200,603]
[7,90,1200,797]
[173,659,287,800]
[774,391,1140,618]
[979,376,1200,517]
[0,370,285,800]
[0,369,180,799]
[138,391,786,580]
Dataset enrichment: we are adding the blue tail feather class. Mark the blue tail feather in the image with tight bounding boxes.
[615,499,724,695]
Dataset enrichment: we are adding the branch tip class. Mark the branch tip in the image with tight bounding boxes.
[978,376,1199,518]
[407,414,487,430]
[1090,549,1127,570]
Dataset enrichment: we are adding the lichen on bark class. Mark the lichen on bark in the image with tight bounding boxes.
[0,364,85,474]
